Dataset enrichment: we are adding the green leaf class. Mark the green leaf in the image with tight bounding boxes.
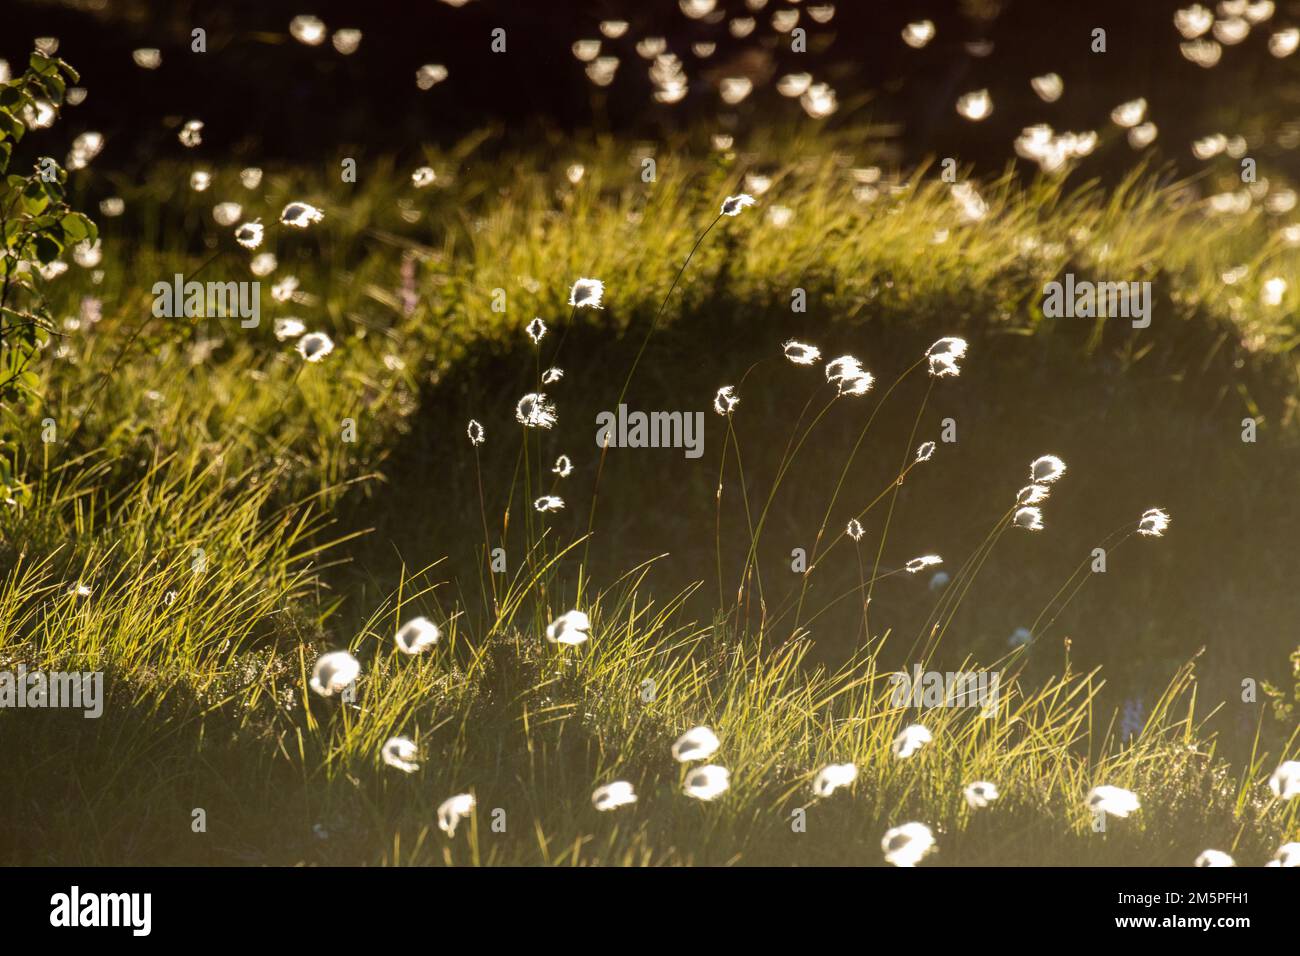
[39,72,66,105]
[0,109,23,140]
[60,212,94,244]
[32,234,61,264]
[56,58,80,85]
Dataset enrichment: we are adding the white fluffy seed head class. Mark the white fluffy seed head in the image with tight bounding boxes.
[280,201,324,228]
[1269,760,1300,799]
[882,822,935,866]
[309,650,360,697]
[672,725,720,762]
[1017,484,1049,505]
[1030,454,1067,484]
[1137,508,1170,537]
[1086,785,1140,818]
[812,762,857,797]
[296,332,335,363]
[381,736,419,773]
[437,793,475,836]
[568,277,605,309]
[892,723,933,758]
[592,781,638,811]
[783,340,821,365]
[234,220,264,249]
[516,392,557,428]
[545,609,590,645]
[683,764,730,800]
[1013,506,1044,531]
[1269,842,1300,867]
[963,781,1000,808]
[720,193,756,216]
[714,385,739,416]
[1194,849,1235,867]
[394,616,440,654]
[905,555,942,574]
[274,317,305,341]
[926,337,968,377]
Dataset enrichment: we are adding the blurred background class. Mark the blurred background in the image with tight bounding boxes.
[5,0,1300,178]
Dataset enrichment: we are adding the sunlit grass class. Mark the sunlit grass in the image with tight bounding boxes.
[2,132,1298,864]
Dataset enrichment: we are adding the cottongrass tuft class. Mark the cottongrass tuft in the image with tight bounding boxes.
[1137,508,1171,537]
[963,781,1000,808]
[825,355,861,384]
[881,822,935,867]
[289,15,327,46]
[296,332,335,362]
[1030,454,1067,484]
[516,392,557,429]
[568,277,605,309]
[526,316,547,344]
[846,518,865,542]
[720,193,756,216]
[901,20,936,48]
[545,609,590,645]
[271,276,299,303]
[1086,784,1140,818]
[683,765,731,800]
[915,441,936,462]
[234,221,264,249]
[211,202,242,227]
[592,781,638,811]
[1268,760,1300,799]
[892,723,933,759]
[552,455,573,477]
[783,340,821,365]
[541,367,564,385]
[811,763,857,797]
[437,793,475,836]
[381,737,419,773]
[411,166,436,188]
[714,385,739,416]
[534,495,565,513]
[1194,849,1235,867]
[280,202,324,228]
[926,337,968,377]
[672,726,721,762]
[824,355,874,396]
[841,371,874,396]
[905,555,942,574]
[1013,506,1043,530]
[273,318,305,341]
[1268,843,1300,867]
[1016,484,1049,505]
[394,616,440,655]
[467,419,485,446]
[309,650,360,698]
[179,119,203,147]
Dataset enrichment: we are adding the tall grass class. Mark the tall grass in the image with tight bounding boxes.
[1,133,1297,865]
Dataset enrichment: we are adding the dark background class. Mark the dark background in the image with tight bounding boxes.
[5,0,1299,178]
